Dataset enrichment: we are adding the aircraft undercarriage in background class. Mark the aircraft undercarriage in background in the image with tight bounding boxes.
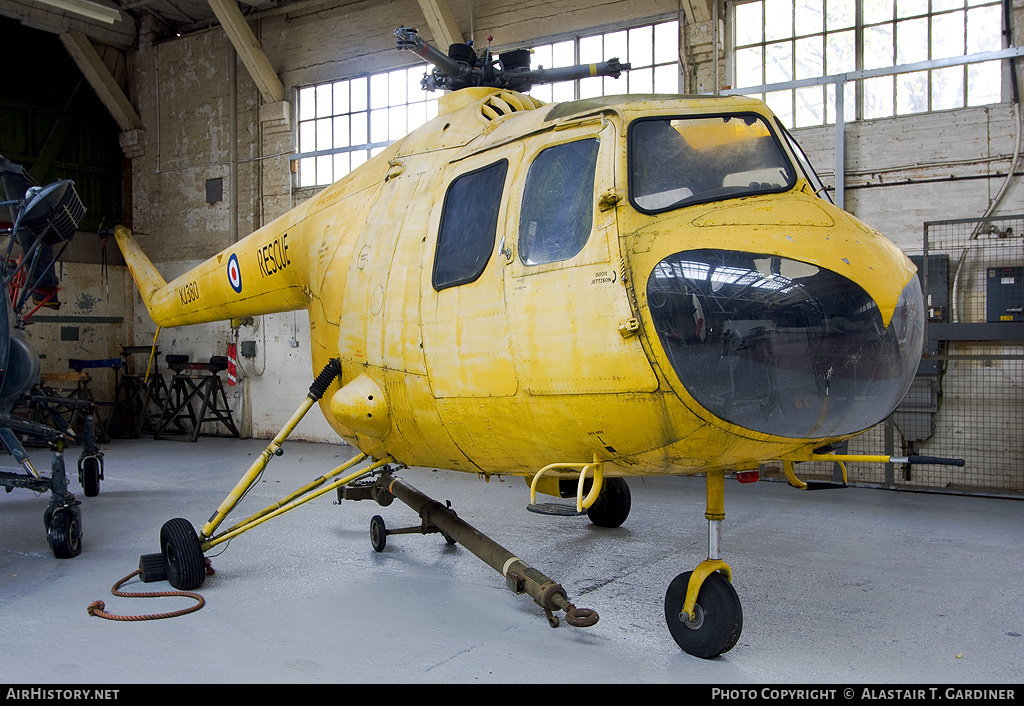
[0,155,105,558]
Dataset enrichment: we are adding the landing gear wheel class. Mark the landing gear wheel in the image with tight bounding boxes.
[664,570,743,659]
[586,477,631,528]
[47,508,82,558]
[79,456,102,497]
[369,515,387,552]
[160,518,206,590]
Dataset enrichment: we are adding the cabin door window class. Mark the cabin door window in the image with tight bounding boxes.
[517,139,599,266]
[432,160,508,290]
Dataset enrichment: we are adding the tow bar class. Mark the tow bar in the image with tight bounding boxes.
[339,471,599,630]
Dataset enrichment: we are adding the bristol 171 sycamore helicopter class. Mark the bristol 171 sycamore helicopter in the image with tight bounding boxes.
[114,28,961,658]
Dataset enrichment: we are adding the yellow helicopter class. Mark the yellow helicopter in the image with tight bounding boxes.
[114,28,961,658]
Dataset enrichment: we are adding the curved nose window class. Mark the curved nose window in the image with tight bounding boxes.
[647,250,923,439]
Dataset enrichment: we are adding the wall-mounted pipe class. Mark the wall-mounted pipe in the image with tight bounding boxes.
[229,44,238,244]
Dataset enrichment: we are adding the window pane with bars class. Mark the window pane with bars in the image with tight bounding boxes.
[732,0,1002,126]
[297,20,686,187]
[526,20,680,101]
[297,68,436,187]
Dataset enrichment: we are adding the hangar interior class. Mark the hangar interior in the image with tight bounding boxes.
[0,0,1022,683]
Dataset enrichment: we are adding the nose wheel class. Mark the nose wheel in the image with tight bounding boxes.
[665,569,742,658]
[665,469,744,658]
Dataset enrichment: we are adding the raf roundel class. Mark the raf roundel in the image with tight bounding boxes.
[227,253,242,293]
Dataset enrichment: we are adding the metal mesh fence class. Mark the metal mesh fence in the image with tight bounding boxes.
[762,215,1024,497]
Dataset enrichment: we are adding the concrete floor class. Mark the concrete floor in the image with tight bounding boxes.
[1,435,1022,685]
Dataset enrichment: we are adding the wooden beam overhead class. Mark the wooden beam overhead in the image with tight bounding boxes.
[59,29,142,132]
[416,0,463,50]
[680,0,713,23]
[207,0,285,104]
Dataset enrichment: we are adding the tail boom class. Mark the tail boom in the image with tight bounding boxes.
[114,225,309,328]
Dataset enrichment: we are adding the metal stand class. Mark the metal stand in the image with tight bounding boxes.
[112,345,167,438]
[154,355,238,441]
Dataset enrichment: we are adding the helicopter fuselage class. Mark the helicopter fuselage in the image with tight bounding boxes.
[117,88,923,483]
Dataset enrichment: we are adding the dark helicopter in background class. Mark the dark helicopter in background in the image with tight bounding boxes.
[0,155,104,558]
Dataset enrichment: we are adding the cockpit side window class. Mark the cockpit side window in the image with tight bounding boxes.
[518,138,600,266]
[628,114,796,213]
[777,120,834,204]
[432,159,509,291]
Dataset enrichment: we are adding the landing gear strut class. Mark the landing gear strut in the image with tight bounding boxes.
[665,469,743,658]
[0,417,85,558]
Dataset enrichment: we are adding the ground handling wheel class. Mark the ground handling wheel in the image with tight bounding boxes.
[160,518,206,590]
[664,570,743,659]
[369,515,387,552]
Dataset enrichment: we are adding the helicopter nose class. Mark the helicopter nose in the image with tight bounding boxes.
[645,249,924,439]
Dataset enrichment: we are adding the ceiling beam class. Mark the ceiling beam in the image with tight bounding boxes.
[416,0,463,50]
[680,0,713,24]
[59,29,142,132]
[207,0,284,104]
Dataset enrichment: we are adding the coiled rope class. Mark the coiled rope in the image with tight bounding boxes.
[87,561,213,622]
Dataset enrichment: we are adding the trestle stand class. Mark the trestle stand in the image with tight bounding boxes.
[664,469,743,659]
[154,355,238,442]
[346,471,599,630]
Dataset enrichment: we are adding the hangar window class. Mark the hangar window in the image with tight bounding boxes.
[294,19,678,187]
[295,68,439,187]
[518,139,600,265]
[433,160,509,291]
[731,0,1004,127]
[526,20,680,103]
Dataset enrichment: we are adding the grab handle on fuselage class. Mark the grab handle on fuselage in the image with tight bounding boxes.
[529,455,604,512]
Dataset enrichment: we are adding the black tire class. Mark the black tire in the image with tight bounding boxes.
[586,477,631,528]
[160,518,206,590]
[664,570,743,659]
[369,515,387,552]
[48,509,82,559]
[80,456,101,497]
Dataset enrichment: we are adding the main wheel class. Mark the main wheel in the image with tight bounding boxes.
[664,570,743,659]
[369,515,387,552]
[160,518,206,590]
[586,477,631,528]
[48,508,82,558]
[80,456,101,497]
